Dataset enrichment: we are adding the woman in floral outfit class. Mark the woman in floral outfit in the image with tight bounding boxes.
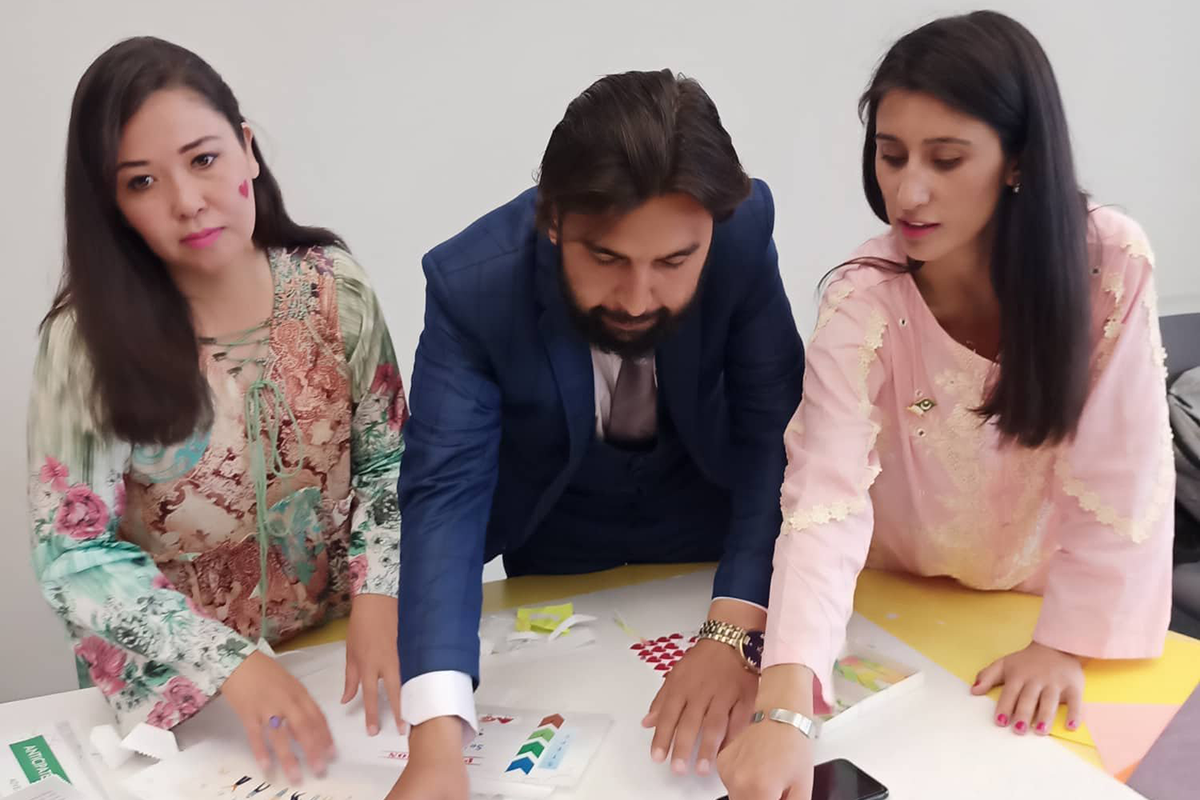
[28,37,405,782]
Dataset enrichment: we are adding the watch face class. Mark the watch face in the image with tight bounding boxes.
[743,631,765,669]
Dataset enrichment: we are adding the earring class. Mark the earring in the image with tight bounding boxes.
[1011,181,1021,195]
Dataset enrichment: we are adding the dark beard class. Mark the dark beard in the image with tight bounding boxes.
[559,270,701,359]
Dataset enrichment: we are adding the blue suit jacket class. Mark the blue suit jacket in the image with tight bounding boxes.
[398,180,804,684]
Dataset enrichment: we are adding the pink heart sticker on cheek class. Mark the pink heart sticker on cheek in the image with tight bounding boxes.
[239,180,250,198]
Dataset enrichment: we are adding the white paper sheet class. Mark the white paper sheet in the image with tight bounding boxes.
[4,775,97,800]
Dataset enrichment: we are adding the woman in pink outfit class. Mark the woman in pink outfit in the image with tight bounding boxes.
[718,11,1173,799]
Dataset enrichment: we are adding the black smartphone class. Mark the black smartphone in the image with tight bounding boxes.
[809,758,888,800]
[715,757,888,800]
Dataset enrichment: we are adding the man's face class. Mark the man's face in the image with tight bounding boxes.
[554,193,713,358]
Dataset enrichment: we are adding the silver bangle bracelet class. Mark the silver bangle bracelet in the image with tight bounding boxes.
[751,707,821,739]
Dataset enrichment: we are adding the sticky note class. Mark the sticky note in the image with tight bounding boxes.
[516,603,574,635]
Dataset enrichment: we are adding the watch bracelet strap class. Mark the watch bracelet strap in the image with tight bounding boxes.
[698,619,748,648]
[697,619,761,674]
[699,631,745,649]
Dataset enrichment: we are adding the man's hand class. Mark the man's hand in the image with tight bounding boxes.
[641,599,764,774]
[384,716,469,800]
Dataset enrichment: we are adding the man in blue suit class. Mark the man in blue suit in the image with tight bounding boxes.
[389,70,804,799]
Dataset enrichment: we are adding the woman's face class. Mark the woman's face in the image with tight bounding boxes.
[114,87,260,277]
[873,89,1018,268]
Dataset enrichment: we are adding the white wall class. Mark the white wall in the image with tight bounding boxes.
[1,0,1196,702]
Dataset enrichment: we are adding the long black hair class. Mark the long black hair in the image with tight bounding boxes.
[45,36,343,444]
[859,11,1091,447]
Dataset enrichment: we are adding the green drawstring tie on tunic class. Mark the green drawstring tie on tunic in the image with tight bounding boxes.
[201,319,305,645]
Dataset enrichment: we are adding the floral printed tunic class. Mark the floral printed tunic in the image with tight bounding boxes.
[28,246,406,732]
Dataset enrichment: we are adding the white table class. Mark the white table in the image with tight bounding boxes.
[0,569,1145,799]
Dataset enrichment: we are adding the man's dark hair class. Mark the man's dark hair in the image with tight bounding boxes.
[535,69,751,232]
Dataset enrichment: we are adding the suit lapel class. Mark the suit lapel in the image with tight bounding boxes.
[656,298,702,449]
[535,236,594,468]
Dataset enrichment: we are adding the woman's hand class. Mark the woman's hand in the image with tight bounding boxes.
[222,650,334,782]
[342,593,403,735]
[973,641,1084,736]
[717,664,817,800]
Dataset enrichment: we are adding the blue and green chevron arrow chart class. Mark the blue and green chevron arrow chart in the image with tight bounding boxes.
[505,714,565,775]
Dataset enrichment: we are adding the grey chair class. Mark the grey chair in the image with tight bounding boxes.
[1162,313,1200,638]
[1162,313,1200,384]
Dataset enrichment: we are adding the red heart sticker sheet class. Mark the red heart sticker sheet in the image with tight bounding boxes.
[628,632,699,677]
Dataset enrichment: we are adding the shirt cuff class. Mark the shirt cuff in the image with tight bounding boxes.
[711,596,768,614]
[400,670,478,745]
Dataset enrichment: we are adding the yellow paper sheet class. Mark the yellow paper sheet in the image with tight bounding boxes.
[854,570,1200,706]
[279,564,708,652]
[516,603,575,634]
[854,570,1041,685]
[1082,634,1200,706]
[853,570,1094,744]
[1057,738,1104,769]
[278,617,348,651]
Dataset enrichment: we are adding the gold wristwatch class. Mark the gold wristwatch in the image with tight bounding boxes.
[697,619,764,674]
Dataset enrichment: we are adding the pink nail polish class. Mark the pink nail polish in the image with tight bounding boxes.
[1036,722,1047,734]
[972,679,981,688]
[1015,721,1027,733]
[996,714,1008,726]
[1067,719,1078,730]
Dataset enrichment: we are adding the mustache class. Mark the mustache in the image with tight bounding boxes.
[591,307,667,325]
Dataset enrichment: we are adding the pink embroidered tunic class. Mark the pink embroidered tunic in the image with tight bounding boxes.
[763,207,1174,707]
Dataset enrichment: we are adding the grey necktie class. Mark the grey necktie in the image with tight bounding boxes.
[605,357,657,443]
